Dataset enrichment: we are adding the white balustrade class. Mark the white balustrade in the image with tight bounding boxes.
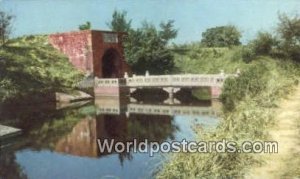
[94,73,237,88]
[94,78,126,87]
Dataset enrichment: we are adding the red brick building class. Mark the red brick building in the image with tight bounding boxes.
[49,30,130,78]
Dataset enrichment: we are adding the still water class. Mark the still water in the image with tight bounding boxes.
[0,94,220,179]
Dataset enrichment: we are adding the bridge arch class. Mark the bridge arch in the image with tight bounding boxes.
[101,48,122,78]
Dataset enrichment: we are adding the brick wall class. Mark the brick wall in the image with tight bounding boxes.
[49,30,93,73]
[49,30,130,77]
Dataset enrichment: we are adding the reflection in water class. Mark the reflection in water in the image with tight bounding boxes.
[54,114,176,161]
[55,116,99,158]
[0,95,220,179]
[0,151,28,179]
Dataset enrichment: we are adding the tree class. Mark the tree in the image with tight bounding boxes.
[124,21,177,74]
[277,13,300,62]
[78,21,91,30]
[0,11,14,46]
[159,20,177,43]
[107,10,177,74]
[107,10,132,32]
[250,31,277,55]
[201,25,241,47]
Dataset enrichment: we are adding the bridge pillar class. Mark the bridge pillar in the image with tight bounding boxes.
[210,86,222,98]
[164,97,181,105]
[94,86,123,97]
[129,88,137,94]
[163,87,181,98]
[130,97,137,103]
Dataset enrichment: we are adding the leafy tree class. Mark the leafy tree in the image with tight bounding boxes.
[107,10,132,32]
[201,25,241,47]
[124,21,177,74]
[250,31,277,55]
[0,11,14,47]
[277,13,300,62]
[107,10,177,74]
[159,20,177,43]
[78,21,91,30]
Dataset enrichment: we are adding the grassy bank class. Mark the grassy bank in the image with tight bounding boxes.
[0,36,82,102]
[247,85,300,178]
[158,44,300,178]
[172,44,248,74]
[172,44,250,100]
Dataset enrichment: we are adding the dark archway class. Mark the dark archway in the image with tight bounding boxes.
[102,48,121,78]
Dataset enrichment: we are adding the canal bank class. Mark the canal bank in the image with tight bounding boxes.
[158,58,300,178]
[0,35,82,103]
[246,85,300,178]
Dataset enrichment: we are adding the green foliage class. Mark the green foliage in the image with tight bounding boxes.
[78,21,91,30]
[192,87,211,100]
[172,44,247,74]
[159,20,177,43]
[107,10,132,32]
[221,60,270,111]
[241,46,256,63]
[201,25,241,47]
[107,10,177,74]
[0,11,14,46]
[239,14,300,63]
[158,57,300,178]
[158,31,300,177]
[124,21,177,74]
[0,35,82,102]
[250,31,278,55]
[222,58,300,111]
[276,13,300,62]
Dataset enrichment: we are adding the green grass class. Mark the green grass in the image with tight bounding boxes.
[172,44,251,100]
[0,35,83,102]
[158,44,300,178]
[172,43,248,74]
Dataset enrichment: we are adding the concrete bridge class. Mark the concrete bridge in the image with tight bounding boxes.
[93,71,238,98]
[48,30,238,99]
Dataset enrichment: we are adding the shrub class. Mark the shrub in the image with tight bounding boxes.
[78,21,91,30]
[276,13,300,62]
[250,32,277,56]
[241,46,256,63]
[221,62,269,111]
[201,25,241,47]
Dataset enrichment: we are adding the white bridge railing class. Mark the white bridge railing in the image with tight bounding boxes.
[94,78,126,87]
[126,74,228,87]
[94,71,239,88]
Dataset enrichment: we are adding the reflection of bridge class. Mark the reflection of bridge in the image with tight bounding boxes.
[96,103,219,117]
[94,97,221,117]
[128,104,217,116]
[94,72,238,98]
[54,98,220,159]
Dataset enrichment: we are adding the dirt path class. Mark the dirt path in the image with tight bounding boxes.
[246,85,300,179]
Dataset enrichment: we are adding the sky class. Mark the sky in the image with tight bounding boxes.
[0,0,299,44]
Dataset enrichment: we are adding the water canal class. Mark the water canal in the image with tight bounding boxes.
[0,93,220,179]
